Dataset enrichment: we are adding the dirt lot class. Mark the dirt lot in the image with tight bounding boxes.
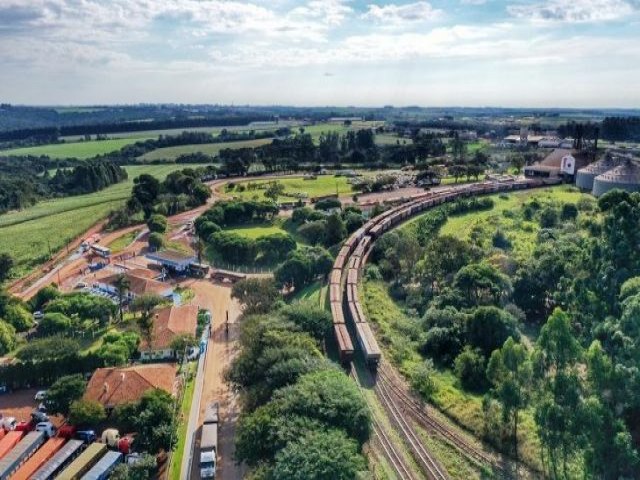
[0,388,64,427]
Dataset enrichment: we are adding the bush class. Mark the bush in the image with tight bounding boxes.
[454,347,487,392]
[147,214,167,233]
[410,359,436,400]
[492,229,512,250]
[69,399,106,427]
[538,207,558,228]
[17,336,80,362]
[314,198,341,211]
[297,221,326,245]
[0,321,16,355]
[39,312,73,336]
[148,232,164,250]
[561,203,579,221]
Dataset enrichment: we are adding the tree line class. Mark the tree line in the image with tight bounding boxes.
[369,189,640,477]
[228,279,371,479]
[0,156,127,213]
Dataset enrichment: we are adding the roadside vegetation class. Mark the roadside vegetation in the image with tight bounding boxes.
[365,186,640,478]
[228,279,371,479]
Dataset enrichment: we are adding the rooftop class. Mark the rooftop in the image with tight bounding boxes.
[84,363,177,408]
[101,272,171,297]
[147,249,196,264]
[140,304,198,351]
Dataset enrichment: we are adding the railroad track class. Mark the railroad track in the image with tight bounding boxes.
[378,363,505,474]
[349,368,420,480]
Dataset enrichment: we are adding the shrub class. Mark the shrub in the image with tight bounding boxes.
[454,347,487,392]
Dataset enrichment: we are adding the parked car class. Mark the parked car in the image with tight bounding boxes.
[75,282,88,289]
[34,390,47,401]
[187,346,199,361]
[33,311,44,321]
[38,402,47,412]
[0,416,16,431]
[36,421,56,438]
[31,410,48,423]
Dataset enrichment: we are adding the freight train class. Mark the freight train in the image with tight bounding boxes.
[329,179,552,368]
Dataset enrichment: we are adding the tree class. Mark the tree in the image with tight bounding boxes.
[268,429,366,480]
[112,274,130,322]
[45,374,86,415]
[130,293,165,318]
[16,336,79,361]
[279,303,332,342]
[410,359,437,400]
[39,312,73,336]
[297,221,326,245]
[466,307,519,357]
[453,263,512,307]
[147,214,167,233]
[533,308,584,479]
[324,213,346,247]
[110,453,157,480]
[487,337,532,463]
[69,399,107,426]
[3,303,33,332]
[0,321,16,355]
[454,347,487,392]
[0,253,13,283]
[264,181,285,201]
[170,333,197,354]
[232,278,280,315]
[148,232,164,251]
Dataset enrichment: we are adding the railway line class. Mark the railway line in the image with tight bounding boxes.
[329,178,556,478]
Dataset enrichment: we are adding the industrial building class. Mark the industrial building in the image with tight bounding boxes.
[576,151,640,197]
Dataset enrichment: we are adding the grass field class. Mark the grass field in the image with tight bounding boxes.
[0,137,154,159]
[139,138,273,162]
[0,164,196,277]
[224,224,288,239]
[228,175,354,202]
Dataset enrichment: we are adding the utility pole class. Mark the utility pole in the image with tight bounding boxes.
[225,310,229,339]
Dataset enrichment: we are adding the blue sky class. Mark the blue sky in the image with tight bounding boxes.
[1,0,639,107]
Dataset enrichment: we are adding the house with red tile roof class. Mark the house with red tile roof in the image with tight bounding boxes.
[139,304,198,361]
[97,271,174,301]
[84,363,177,409]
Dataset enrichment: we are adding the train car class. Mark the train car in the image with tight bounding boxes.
[12,436,66,480]
[0,431,24,460]
[31,439,84,480]
[334,253,347,272]
[348,255,361,271]
[355,322,382,366]
[329,283,341,304]
[330,301,345,325]
[347,300,361,325]
[369,224,383,239]
[346,268,358,286]
[353,301,366,324]
[346,283,357,304]
[334,323,354,363]
[56,442,107,480]
[80,451,122,480]
[0,431,46,479]
[329,268,342,286]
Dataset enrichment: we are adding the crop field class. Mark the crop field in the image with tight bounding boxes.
[0,137,153,159]
[0,164,194,276]
[139,137,273,162]
[227,175,354,202]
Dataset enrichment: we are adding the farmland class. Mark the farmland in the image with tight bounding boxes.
[227,175,354,202]
[0,164,194,276]
[0,137,153,159]
[139,138,273,162]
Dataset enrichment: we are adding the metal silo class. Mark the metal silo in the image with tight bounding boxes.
[575,152,619,191]
[592,160,640,197]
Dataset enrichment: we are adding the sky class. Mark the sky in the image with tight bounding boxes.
[1,0,639,107]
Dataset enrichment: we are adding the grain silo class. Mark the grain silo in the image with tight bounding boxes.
[575,152,620,191]
[592,160,640,197]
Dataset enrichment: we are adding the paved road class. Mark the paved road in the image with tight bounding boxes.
[182,280,246,480]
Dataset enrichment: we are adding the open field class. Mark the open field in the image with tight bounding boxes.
[0,164,196,276]
[139,138,273,162]
[224,224,288,239]
[0,137,154,159]
[228,175,354,202]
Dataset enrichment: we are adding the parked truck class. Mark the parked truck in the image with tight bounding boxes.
[11,435,66,480]
[30,439,84,480]
[0,431,24,460]
[80,450,122,480]
[199,402,219,479]
[0,430,46,479]
[56,442,107,480]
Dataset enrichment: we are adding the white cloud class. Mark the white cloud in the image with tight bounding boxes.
[363,1,442,24]
[507,0,637,23]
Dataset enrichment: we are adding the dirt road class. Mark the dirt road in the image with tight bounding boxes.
[183,279,246,480]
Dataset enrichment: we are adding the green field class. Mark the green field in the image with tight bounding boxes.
[0,137,154,159]
[0,164,195,276]
[229,176,354,202]
[224,224,288,239]
[139,138,273,162]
